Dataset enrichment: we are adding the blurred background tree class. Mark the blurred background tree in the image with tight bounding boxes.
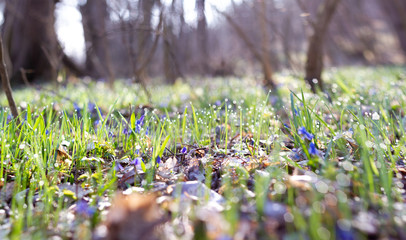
[80,0,115,86]
[0,0,404,93]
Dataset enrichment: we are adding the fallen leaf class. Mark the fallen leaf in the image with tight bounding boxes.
[104,193,167,240]
[185,158,205,181]
[57,144,72,166]
[168,181,224,211]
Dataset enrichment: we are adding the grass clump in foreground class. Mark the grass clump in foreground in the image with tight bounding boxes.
[0,67,406,239]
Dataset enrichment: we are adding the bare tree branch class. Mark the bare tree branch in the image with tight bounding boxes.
[213,6,262,63]
[295,0,316,28]
[136,9,164,76]
[0,36,18,120]
[213,4,276,89]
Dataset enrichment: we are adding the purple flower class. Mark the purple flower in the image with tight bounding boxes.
[88,102,96,112]
[335,224,355,240]
[291,148,301,160]
[156,156,161,164]
[298,127,314,140]
[135,115,145,133]
[73,102,82,118]
[76,200,96,217]
[108,131,116,138]
[294,108,299,116]
[283,123,290,129]
[45,129,49,135]
[181,147,187,154]
[7,114,12,123]
[122,128,131,135]
[73,102,81,112]
[131,158,141,166]
[309,142,318,155]
[136,115,145,126]
[145,127,149,136]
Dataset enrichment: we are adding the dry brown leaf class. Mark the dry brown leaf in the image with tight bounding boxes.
[57,144,71,165]
[104,193,167,240]
[185,158,204,181]
[286,175,313,191]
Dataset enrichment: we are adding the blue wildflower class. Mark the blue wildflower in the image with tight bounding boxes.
[135,125,141,134]
[309,142,318,155]
[73,102,81,112]
[135,115,145,133]
[45,129,49,135]
[7,114,12,123]
[122,128,131,135]
[130,158,141,166]
[76,200,96,217]
[283,123,290,129]
[298,126,314,140]
[294,108,299,116]
[136,115,145,126]
[73,102,82,118]
[335,224,355,240]
[88,102,96,112]
[145,127,149,136]
[291,148,301,160]
[156,156,161,164]
[94,107,103,115]
[181,147,187,154]
[108,131,116,138]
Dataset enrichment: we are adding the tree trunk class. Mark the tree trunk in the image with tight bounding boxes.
[304,0,341,93]
[196,0,209,74]
[177,0,186,75]
[163,2,182,84]
[305,33,325,93]
[379,0,406,57]
[81,0,115,86]
[137,0,156,81]
[163,25,177,84]
[258,0,276,90]
[2,0,59,84]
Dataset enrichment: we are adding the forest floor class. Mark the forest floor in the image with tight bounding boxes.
[0,66,406,239]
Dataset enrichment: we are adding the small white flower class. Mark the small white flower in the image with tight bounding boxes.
[372,112,380,120]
